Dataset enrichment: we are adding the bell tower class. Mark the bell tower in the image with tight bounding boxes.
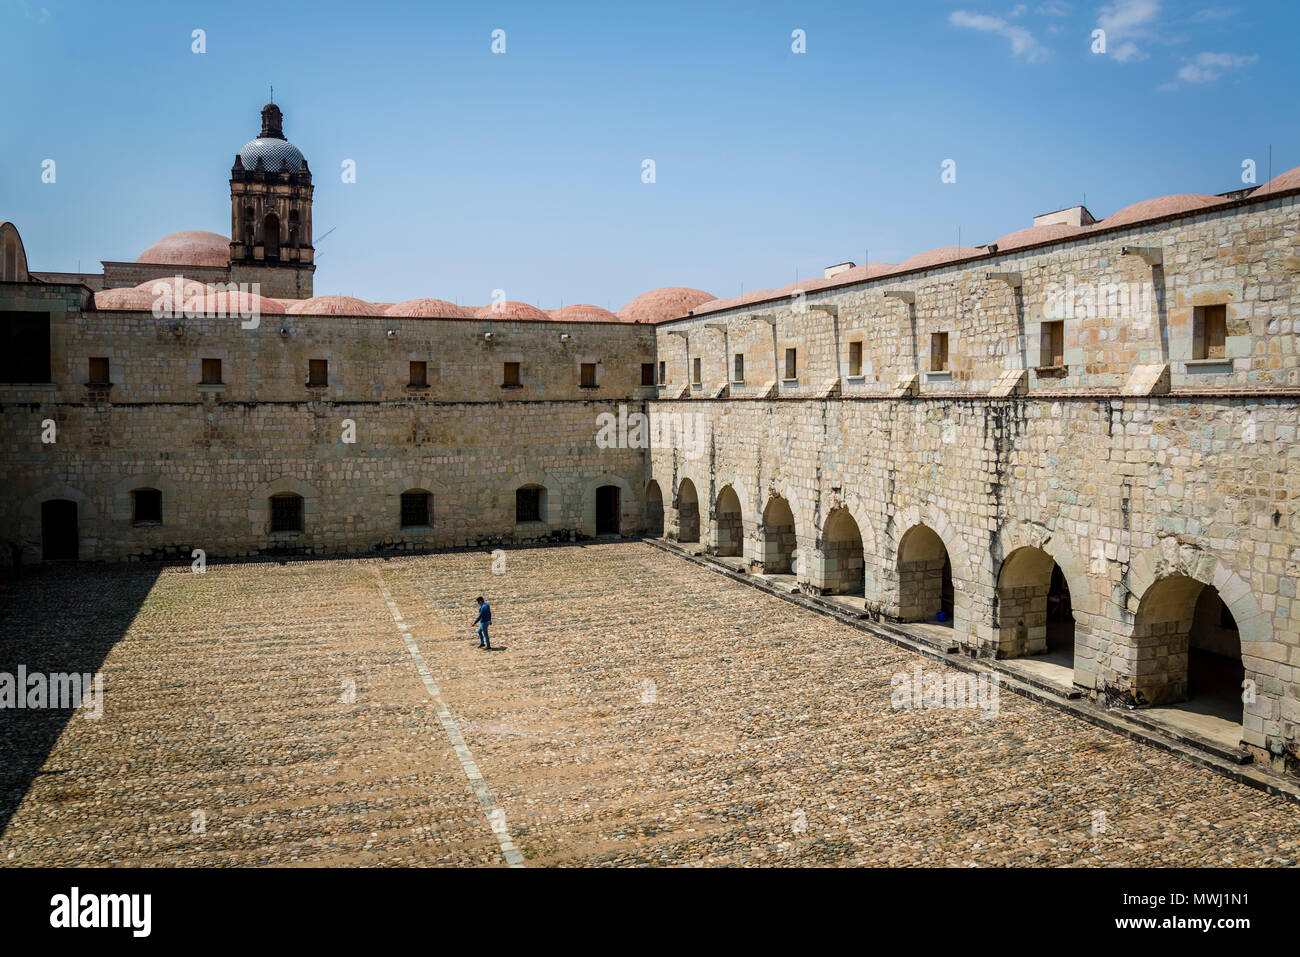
[229,102,314,298]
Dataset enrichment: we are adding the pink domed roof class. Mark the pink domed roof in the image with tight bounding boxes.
[1252,165,1300,197]
[555,303,620,322]
[776,277,833,293]
[897,246,986,271]
[825,262,898,284]
[136,230,229,267]
[184,290,286,316]
[286,295,383,316]
[385,298,473,318]
[692,296,742,315]
[993,223,1084,250]
[473,301,549,321]
[617,287,715,324]
[94,286,159,310]
[738,288,779,304]
[1097,194,1224,228]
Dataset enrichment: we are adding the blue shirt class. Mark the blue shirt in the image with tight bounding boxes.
[474,602,492,626]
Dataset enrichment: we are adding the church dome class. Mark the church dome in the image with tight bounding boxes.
[137,230,229,267]
[617,287,714,323]
[237,104,305,173]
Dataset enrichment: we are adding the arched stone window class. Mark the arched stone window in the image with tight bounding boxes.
[269,492,303,533]
[288,210,300,249]
[516,484,546,524]
[400,489,432,528]
[243,206,256,245]
[264,212,281,259]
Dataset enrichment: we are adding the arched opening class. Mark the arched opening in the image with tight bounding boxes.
[758,496,796,574]
[243,206,256,246]
[995,546,1074,663]
[1134,575,1244,725]
[821,508,864,595]
[897,525,953,624]
[400,489,432,528]
[596,484,621,535]
[645,481,664,536]
[515,484,546,524]
[288,210,300,249]
[713,485,743,557]
[269,492,303,533]
[40,499,78,560]
[676,479,699,543]
[264,212,281,260]
[3,239,16,280]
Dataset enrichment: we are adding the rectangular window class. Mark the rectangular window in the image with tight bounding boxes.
[0,312,51,383]
[400,491,431,528]
[641,363,655,386]
[733,353,744,383]
[409,360,427,387]
[1041,321,1065,367]
[848,341,863,377]
[784,348,797,380]
[270,495,303,533]
[88,356,110,385]
[692,357,702,385]
[580,362,597,388]
[503,361,521,387]
[1194,304,1227,360]
[658,360,666,384]
[930,332,949,372]
[132,489,162,525]
[516,486,542,523]
[201,357,223,385]
[307,359,328,387]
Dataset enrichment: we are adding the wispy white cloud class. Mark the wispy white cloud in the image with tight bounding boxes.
[1037,1,1072,15]
[1096,0,1161,61]
[950,10,1050,62]
[1161,50,1257,87]
[1190,7,1236,22]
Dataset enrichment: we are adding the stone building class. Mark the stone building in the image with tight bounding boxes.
[1,102,1298,778]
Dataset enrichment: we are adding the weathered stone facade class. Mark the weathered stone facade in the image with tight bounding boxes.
[646,187,1300,775]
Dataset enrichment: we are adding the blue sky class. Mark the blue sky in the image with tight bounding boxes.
[3,0,1296,309]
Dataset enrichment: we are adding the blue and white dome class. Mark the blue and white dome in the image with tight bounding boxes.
[239,136,304,173]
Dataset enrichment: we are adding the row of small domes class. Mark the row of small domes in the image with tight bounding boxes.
[120,166,1300,323]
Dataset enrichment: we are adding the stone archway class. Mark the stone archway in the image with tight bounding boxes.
[897,524,952,624]
[676,478,700,543]
[819,507,865,595]
[645,480,664,536]
[995,546,1076,661]
[712,485,743,557]
[757,495,796,574]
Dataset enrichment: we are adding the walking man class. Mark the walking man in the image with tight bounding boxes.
[473,595,492,650]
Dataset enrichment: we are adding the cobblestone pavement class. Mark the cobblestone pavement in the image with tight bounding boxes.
[1,542,1298,867]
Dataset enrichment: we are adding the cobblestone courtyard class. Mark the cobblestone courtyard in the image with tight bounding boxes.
[1,542,1297,867]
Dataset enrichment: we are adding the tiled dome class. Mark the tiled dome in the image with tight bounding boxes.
[473,301,549,321]
[776,277,833,293]
[136,230,229,267]
[896,246,986,271]
[993,224,1084,249]
[239,137,304,173]
[617,287,715,324]
[554,304,620,322]
[94,286,161,310]
[184,290,286,316]
[1096,194,1224,228]
[286,295,383,316]
[385,298,473,318]
[1251,165,1300,197]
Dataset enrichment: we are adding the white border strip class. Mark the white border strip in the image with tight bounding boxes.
[372,564,525,867]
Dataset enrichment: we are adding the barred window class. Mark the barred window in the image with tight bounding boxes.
[400,491,431,528]
[270,493,303,533]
